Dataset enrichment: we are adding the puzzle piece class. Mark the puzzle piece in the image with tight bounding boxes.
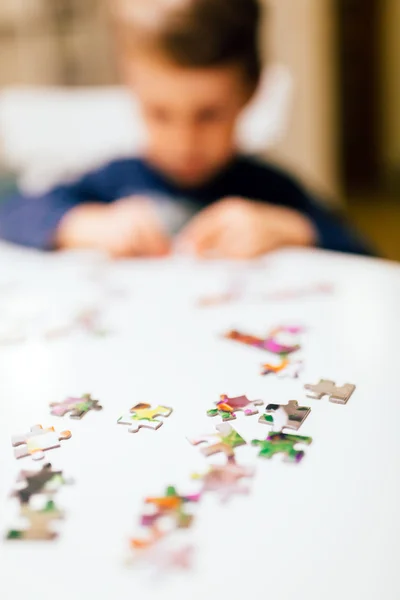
[304,379,356,405]
[127,541,194,572]
[141,486,200,530]
[118,403,173,433]
[132,486,200,549]
[11,425,72,460]
[263,326,302,354]
[192,460,254,503]
[252,432,312,463]
[265,282,334,301]
[207,394,263,421]
[225,326,302,355]
[6,500,64,541]
[198,291,240,307]
[261,358,303,378]
[258,400,311,431]
[11,463,72,504]
[188,423,246,458]
[225,329,267,350]
[50,393,103,419]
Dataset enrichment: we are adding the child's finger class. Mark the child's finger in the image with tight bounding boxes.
[177,207,222,253]
[198,228,246,259]
[135,218,171,257]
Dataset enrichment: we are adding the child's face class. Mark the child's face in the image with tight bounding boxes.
[125,54,253,187]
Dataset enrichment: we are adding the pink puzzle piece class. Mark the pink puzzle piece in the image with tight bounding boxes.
[50,394,102,419]
[187,423,246,459]
[12,425,72,460]
[207,394,263,421]
[193,461,255,503]
[128,542,194,572]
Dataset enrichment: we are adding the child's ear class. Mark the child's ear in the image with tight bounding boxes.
[242,77,260,108]
[117,53,133,86]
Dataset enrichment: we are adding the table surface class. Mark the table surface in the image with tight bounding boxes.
[0,245,399,600]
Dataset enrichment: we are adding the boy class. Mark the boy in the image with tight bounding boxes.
[0,0,371,258]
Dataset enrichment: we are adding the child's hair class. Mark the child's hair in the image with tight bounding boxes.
[111,0,262,85]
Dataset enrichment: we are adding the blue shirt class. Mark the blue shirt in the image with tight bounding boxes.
[0,156,372,255]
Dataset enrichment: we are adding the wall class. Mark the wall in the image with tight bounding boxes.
[381,0,400,184]
[265,0,339,199]
[0,0,115,86]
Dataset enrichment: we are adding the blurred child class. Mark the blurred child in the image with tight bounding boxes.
[0,0,372,258]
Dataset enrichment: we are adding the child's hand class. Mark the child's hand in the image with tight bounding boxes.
[177,197,317,259]
[56,197,171,258]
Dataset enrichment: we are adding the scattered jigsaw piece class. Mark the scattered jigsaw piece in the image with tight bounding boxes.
[252,432,312,463]
[225,326,302,355]
[261,358,303,378]
[11,463,72,504]
[75,307,107,336]
[127,541,194,572]
[192,460,254,503]
[207,394,263,421]
[258,400,311,431]
[6,500,64,541]
[50,393,103,419]
[225,329,268,350]
[132,486,200,549]
[141,486,201,529]
[118,403,172,433]
[304,379,356,405]
[198,291,240,307]
[263,326,302,354]
[261,356,290,375]
[199,283,333,307]
[11,424,72,460]
[266,283,334,301]
[187,423,246,458]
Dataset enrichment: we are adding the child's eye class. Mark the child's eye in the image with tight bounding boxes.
[197,108,225,123]
[148,108,171,123]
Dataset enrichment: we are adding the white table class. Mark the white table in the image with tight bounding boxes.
[0,246,399,600]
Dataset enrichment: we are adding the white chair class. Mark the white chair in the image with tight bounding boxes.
[0,65,292,194]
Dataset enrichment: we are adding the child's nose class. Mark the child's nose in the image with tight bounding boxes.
[173,124,201,157]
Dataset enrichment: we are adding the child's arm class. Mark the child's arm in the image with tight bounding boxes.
[0,165,170,257]
[56,198,170,257]
[178,171,373,258]
[177,198,316,258]
[276,177,373,256]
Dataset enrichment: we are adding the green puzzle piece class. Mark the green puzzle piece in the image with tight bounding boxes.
[252,432,312,463]
[207,408,232,420]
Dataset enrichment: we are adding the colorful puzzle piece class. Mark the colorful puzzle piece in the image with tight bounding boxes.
[264,326,302,355]
[225,329,268,350]
[11,463,72,505]
[142,486,200,530]
[131,486,200,549]
[266,282,334,301]
[127,541,194,571]
[6,500,64,541]
[252,432,312,463]
[198,291,240,307]
[193,460,254,503]
[304,379,356,404]
[50,393,102,419]
[207,394,263,421]
[118,403,173,433]
[261,358,303,378]
[225,326,302,355]
[188,423,246,458]
[258,400,311,431]
[11,425,72,460]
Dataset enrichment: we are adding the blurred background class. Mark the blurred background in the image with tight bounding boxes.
[0,0,398,259]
